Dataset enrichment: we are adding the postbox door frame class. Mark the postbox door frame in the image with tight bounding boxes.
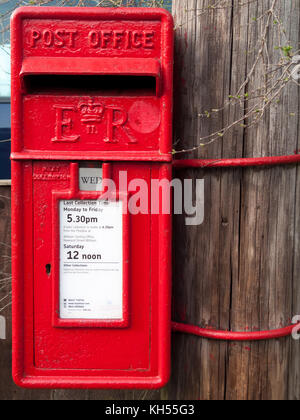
[52,162,130,329]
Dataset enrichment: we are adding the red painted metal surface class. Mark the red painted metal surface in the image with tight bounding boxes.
[11,7,173,389]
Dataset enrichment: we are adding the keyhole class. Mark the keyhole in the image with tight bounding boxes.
[46,264,51,276]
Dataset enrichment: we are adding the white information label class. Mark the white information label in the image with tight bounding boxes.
[79,167,103,191]
[59,200,123,320]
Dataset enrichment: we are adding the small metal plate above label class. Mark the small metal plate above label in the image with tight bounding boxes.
[79,167,103,191]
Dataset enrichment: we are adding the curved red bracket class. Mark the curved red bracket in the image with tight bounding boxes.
[173,154,300,169]
[172,322,300,341]
[172,153,300,341]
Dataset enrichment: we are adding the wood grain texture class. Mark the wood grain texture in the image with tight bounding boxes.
[169,0,300,400]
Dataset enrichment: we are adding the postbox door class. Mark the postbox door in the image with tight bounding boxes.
[31,161,161,373]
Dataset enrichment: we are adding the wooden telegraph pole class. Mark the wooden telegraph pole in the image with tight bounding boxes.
[169,0,300,400]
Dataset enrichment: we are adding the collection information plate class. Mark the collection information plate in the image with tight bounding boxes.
[59,199,123,320]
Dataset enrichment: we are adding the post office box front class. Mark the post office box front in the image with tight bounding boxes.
[11,7,173,389]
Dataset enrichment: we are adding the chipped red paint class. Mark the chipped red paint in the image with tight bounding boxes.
[11,7,173,389]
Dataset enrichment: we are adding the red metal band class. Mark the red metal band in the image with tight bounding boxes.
[173,154,300,169]
[173,154,300,341]
[172,322,300,341]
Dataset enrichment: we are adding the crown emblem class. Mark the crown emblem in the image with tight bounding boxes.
[79,99,105,124]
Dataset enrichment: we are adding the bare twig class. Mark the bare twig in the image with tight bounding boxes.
[173,0,298,154]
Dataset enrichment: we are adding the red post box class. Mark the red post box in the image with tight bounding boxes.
[11,7,173,389]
